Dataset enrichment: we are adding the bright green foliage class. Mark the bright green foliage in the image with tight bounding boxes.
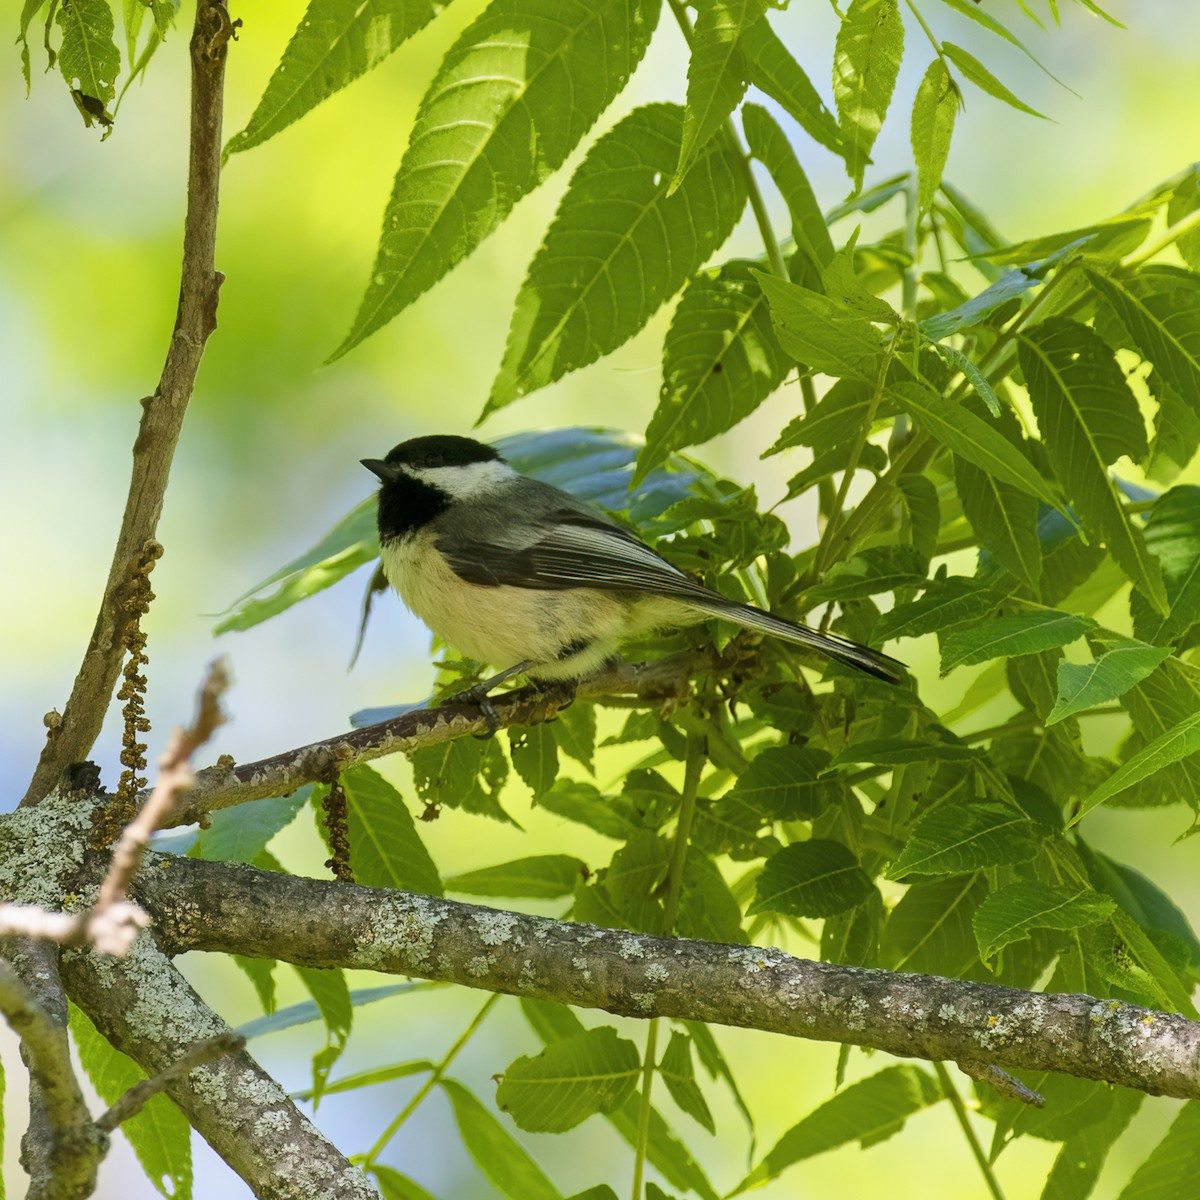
[972,882,1116,964]
[224,0,450,157]
[942,42,1047,119]
[940,611,1094,673]
[335,0,662,358]
[833,0,905,192]
[658,1032,715,1133]
[1115,1099,1200,1199]
[445,854,585,897]
[497,1027,640,1131]
[69,1004,192,1199]
[887,801,1039,877]
[57,0,121,131]
[488,103,746,412]
[911,60,958,214]
[1130,486,1200,644]
[1048,639,1172,724]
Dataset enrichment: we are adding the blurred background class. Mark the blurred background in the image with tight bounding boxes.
[2,0,1199,1195]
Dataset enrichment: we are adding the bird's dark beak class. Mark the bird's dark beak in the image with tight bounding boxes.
[361,458,395,482]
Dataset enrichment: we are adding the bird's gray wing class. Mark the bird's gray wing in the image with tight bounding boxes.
[437,510,719,605]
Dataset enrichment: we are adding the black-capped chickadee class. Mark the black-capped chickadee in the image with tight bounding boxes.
[361,435,904,711]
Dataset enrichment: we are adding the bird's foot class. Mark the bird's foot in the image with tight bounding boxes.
[441,681,503,736]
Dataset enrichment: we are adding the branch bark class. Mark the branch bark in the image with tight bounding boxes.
[61,937,378,1200]
[171,653,696,825]
[22,0,234,808]
[139,856,1200,1101]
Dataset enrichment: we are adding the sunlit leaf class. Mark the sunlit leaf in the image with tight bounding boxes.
[943,41,1047,119]
[488,102,746,412]
[58,0,121,131]
[334,0,662,358]
[972,882,1114,963]
[509,723,559,798]
[445,855,585,898]
[880,873,986,975]
[191,788,310,864]
[910,59,959,213]
[658,1032,714,1133]
[372,1165,442,1200]
[1047,639,1172,725]
[875,577,1006,642]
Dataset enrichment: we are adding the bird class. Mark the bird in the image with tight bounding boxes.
[361,435,904,718]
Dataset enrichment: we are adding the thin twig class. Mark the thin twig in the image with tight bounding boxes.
[22,0,235,808]
[935,1062,1009,1200]
[956,1060,1046,1108]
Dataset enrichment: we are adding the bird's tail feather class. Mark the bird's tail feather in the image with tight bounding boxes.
[694,600,905,684]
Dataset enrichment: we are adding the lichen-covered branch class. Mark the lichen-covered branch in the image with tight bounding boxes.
[0,943,103,1200]
[61,936,378,1200]
[138,856,1200,1101]
[171,653,696,826]
[22,0,235,808]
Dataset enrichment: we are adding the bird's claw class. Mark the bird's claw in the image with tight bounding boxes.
[443,682,502,737]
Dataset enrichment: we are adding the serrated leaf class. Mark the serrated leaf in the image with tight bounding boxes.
[750,840,874,918]
[539,779,635,840]
[487,101,745,411]
[411,736,514,824]
[191,788,309,864]
[335,0,662,358]
[805,545,928,601]
[658,1032,715,1133]
[496,1027,640,1132]
[931,340,1002,416]
[755,271,884,380]
[956,450,1043,592]
[1168,166,1200,272]
[609,1095,721,1200]
[638,262,789,478]
[1115,1098,1200,1199]
[880,873,986,975]
[1019,318,1168,613]
[972,882,1115,963]
[445,855,585,898]
[341,765,442,894]
[58,0,121,130]
[1076,708,1200,823]
[887,802,1039,877]
[440,1078,562,1200]
[876,577,1005,642]
[940,610,1093,673]
[889,380,1059,508]
[554,701,596,772]
[224,0,449,158]
[739,15,843,158]
[764,378,879,455]
[833,0,904,192]
[678,847,747,944]
[1047,640,1172,725]
[509,723,559,798]
[675,0,765,185]
[70,1004,192,1199]
[735,1067,941,1191]
[724,745,835,820]
[920,266,1039,341]
[742,102,833,275]
[1118,656,1200,808]
[911,59,959,213]
[942,41,1047,119]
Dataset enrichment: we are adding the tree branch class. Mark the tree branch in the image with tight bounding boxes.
[22,0,234,808]
[61,936,378,1200]
[139,856,1200,1101]
[0,943,103,1200]
[171,652,697,826]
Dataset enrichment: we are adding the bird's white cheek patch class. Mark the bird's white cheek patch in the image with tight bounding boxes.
[409,460,515,499]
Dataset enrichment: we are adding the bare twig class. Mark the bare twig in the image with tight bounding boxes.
[96,1031,245,1132]
[22,0,235,808]
[142,855,1200,1102]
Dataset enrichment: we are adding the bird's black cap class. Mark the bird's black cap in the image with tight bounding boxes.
[363,435,502,479]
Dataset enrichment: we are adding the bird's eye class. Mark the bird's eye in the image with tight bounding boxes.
[424,453,444,468]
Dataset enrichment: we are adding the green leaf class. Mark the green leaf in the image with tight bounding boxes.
[684,1021,755,1138]
[334,0,662,358]
[294,1058,434,1101]
[750,840,874,918]
[829,738,983,767]
[487,102,746,412]
[294,963,352,1103]
[805,545,928,601]
[739,15,843,158]
[972,882,1115,964]
[440,1078,562,1200]
[191,789,309,864]
[70,1004,192,1199]
[931,340,1003,417]
[1086,270,1200,415]
[609,1096,721,1200]
[58,0,121,130]
[1047,640,1173,725]
[880,873,986,975]
[955,449,1043,593]
[1119,656,1200,808]
[1042,1090,1143,1200]
[910,59,959,213]
[238,982,433,1040]
[1019,318,1168,613]
[341,765,442,894]
[724,745,836,820]
[742,103,834,274]
[765,379,880,455]
[755,271,884,380]
[832,0,904,192]
[678,847,747,944]
[942,41,1047,119]
[920,266,1038,341]
[940,610,1093,673]
[887,802,1039,878]
[1132,486,1200,645]
[1076,708,1200,823]
[876,577,1005,642]
[1115,1099,1200,1199]
[659,1032,715,1133]
[372,1165,442,1200]
[675,0,765,185]
[735,1067,941,1191]
[1168,166,1200,272]
[509,723,560,798]
[539,779,635,840]
[445,855,585,898]
[889,380,1060,508]
[638,262,789,478]
[554,701,596,772]
[411,737,514,823]
[224,0,448,158]
[496,1027,640,1132]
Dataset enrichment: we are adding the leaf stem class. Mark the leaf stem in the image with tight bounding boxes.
[1121,206,1200,269]
[630,1018,660,1200]
[903,0,951,73]
[363,991,500,1165]
[934,1062,1008,1200]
